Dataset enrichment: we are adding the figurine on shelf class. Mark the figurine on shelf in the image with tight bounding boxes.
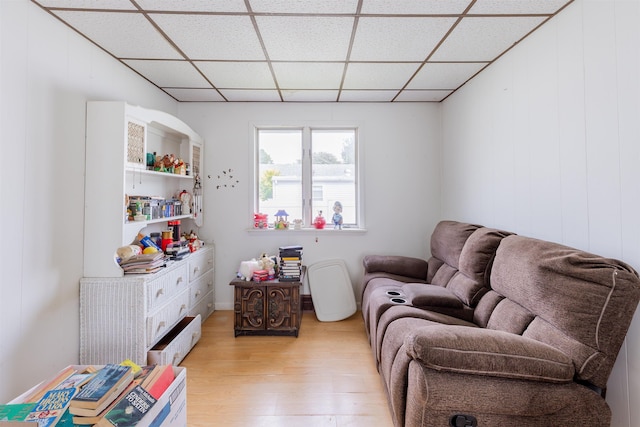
[332,201,343,230]
[274,209,290,229]
[313,210,326,229]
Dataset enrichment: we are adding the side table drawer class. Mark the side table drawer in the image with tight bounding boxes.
[146,289,190,345]
[148,315,201,365]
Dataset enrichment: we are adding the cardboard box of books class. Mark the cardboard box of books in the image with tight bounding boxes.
[0,364,186,427]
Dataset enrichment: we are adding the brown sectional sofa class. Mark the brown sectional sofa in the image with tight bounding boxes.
[362,220,640,427]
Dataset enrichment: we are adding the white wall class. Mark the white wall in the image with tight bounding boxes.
[0,0,178,402]
[177,102,442,310]
[440,1,640,425]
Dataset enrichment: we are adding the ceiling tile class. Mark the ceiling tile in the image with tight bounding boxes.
[123,60,210,87]
[339,90,398,102]
[469,0,570,15]
[407,62,487,89]
[151,14,265,60]
[282,90,340,102]
[164,88,226,102]
[360,0,472,15]
[135,0,247,12]
[35,0,136,9]
[272,62,345,89]
[220,90,282,102]
[430,16,546,62]
[256,16,354,61]
[249,0,359,14]
[394,90,453,102]
[351,17,456,61]
[52,11,182,59]
[342,63,419,89]
[196,62,275,89]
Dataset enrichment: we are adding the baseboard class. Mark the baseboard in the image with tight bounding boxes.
[302,294,315,312]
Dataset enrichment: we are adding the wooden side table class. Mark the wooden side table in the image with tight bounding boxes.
[230,269,304,337]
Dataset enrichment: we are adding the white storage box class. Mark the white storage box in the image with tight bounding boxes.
[2,365,187,427]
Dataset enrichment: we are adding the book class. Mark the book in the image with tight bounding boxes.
[71,364,133,411]
[141,365,174,399]
[24,387,78,427]
[71,366,156,425]
[0,402,36,421]
[96,385,157,427]
[21,366,77,403]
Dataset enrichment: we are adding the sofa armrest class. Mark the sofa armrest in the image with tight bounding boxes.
[363,255,428,281]
[405,325,575,383]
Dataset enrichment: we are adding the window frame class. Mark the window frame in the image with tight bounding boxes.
[251,123,364,230]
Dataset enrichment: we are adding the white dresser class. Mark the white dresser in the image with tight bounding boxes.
[80,245,214,366]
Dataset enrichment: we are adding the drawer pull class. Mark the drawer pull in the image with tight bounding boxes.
[195,290,201,298]
[191,331,200,345]
[176,276,183,285]
[193,266,200,275]
[156,288,164,297]
[157,321,166,333]
[208,281,213,288]
[172,352,182,365]
[179,304,187,314]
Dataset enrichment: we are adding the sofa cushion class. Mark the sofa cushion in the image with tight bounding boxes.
[405,325,575,383]
[429,221,481,272]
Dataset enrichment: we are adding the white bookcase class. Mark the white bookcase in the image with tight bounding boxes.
[81,101,213,366]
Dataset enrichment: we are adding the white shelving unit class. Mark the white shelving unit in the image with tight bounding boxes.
[84,101,203,278]
[81,101,213,366]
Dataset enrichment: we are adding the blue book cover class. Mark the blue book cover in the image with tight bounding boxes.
[24,387,77,427]
[73,364,132,404]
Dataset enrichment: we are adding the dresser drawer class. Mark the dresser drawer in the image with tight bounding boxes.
[148,315,201,365]
[146,289,190,345]
[146,264,188,312]
[188,249,214,282]
[189,270,214,307]
[189,290,214,321]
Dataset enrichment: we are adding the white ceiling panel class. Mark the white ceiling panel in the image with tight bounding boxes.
[343,63,420,89]
[249,0,359,14]
[33,0,573,102]
[408,62,488,90]
[430,16,546,62]
[351,17,456,61]
[164,88,226,102]
[339,90,398,102]
[282,90,340,102]
[135,0,247,12]
[469,0,570,15]
[256,16,354,61]
[197,62,275,89]
[53,11,182,59]
[273,63,345,89]
[360,0,472,15]
[394,90,453,102]
[151,14,265,60]
[123,60,210,87]
[220,90,282,102]
[35,0,136,9]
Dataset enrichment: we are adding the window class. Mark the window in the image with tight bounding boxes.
[254,126,360,229]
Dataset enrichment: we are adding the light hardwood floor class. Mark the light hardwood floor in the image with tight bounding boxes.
[181,310,394,427]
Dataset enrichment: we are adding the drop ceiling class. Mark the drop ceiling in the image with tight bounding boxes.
[32,0,573,102]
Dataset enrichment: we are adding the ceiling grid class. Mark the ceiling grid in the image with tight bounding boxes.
[32,0,574,102]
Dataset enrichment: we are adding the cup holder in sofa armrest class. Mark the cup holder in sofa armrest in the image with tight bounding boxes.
[390,297,408,304]
[402,283,463,309]
[386,290,406,298]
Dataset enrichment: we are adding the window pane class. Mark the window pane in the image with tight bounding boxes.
[257,129,303,222]
[311,129,356,227]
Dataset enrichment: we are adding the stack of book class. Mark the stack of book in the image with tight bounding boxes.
[279,245,303,281]
[0,362,176,426]
[119,252,166,274]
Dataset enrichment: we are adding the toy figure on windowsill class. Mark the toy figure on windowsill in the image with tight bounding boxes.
[332,201,343,230]
[313,211,326,229]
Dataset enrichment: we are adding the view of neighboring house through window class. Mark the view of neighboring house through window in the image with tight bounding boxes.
[256,127,359,228]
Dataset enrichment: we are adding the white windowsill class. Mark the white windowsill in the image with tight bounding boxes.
[246,227,367,234]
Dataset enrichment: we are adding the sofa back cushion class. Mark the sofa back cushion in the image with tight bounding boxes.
[488,235,640,390]
[428,221,511,306]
